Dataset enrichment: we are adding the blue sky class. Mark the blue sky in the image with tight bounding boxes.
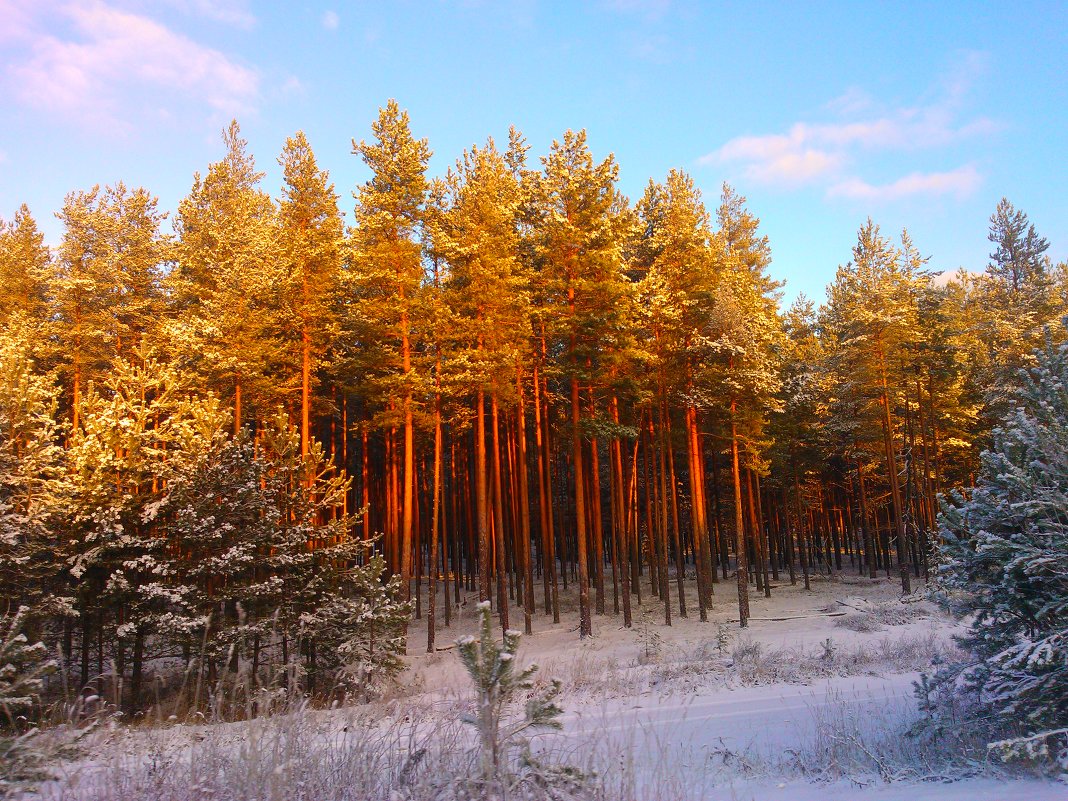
[1,0,1065,303]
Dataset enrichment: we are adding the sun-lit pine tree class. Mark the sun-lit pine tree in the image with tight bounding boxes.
[169,121,282,432]
[349,100,431,604]
[767,296,827,588]
[634,170,721,621]
[63,351,213,707]
[53,184,167,429]
[0,205,53,333]
[434,138,531,630]
[0,318,66,619]
[970,200,1060,427]
[704,185,783,626]
[820,220,928,592]
[277,131,344,461]
[531,130,631,638]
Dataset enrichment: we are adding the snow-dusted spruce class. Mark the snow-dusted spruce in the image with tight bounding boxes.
[298,551,412,702]
[0,317,67,619]
[0,606,56,792]
[158,408,412,707]
[64,355,412,713]
[64,352,221,708]
[457,601,565,794]
[0,606,54,725]
[256,411,412,700]
[932,327,1068,773]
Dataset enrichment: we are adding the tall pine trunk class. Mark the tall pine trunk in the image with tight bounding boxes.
[879,371,911,594]
[475,392,491,603]
[731,400,750,627]
[491,395,509,631]
[428,396,442,652]
[516,364,534,634]
[570,373,592,638]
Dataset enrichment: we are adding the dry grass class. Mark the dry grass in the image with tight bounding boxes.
[834,598,932,633]
[536,627,962,702]
[728,631,963,686]
[28,685,1031,801]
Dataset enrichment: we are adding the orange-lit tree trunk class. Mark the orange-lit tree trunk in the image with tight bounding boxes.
[475,391,491,603]
[588,421,606,615]
[878,364,911,594]
[427,396,442,653]
[361,428,371,541]
[626,430,642,609]
[731,399,750,628]
[748,469,771,599]
[233,378,241,436]
[400,302,415,605]
[611,397,634,627]
[570,370,591,637]
[653,415,672,625]
[532,360,558,621]
[301,272,312,463]
[686,405,713,618]
[664,407,686,618]
[516,364,534,634]
[490,395,509,631]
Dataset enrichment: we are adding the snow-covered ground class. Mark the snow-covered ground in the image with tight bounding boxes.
[33,573,1065,800]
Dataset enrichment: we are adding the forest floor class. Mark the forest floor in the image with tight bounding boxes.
[31,571,1065,800]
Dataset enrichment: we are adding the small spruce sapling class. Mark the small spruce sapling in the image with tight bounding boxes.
[819,638,837,662]
[634,606,663,663]
[715,623,731,656]
[456,601,563,789]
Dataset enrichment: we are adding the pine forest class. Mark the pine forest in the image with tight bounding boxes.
[2,103,1066,798]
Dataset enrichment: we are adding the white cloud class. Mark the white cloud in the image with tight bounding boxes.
[600,0,673,20]
[823,86,874,117]
[322,10,340,30]
[701,124,844,185]
[828,165,981,201]
[166,0,256,29]
[0,0,34,42]
[280,75,304,96]
[702,56,996,199]
[4,1,259,126]
[748,149,844,185]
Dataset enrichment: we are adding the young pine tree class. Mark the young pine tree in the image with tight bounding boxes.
[54,184,167,429]
[0,206,53,332]
[456,601,563,789]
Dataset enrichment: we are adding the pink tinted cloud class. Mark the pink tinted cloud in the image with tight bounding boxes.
[827,165,982,201]
[6,1,259,125]
[702,55,996,197]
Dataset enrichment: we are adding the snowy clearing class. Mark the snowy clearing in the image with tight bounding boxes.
[29,574,1064,800]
